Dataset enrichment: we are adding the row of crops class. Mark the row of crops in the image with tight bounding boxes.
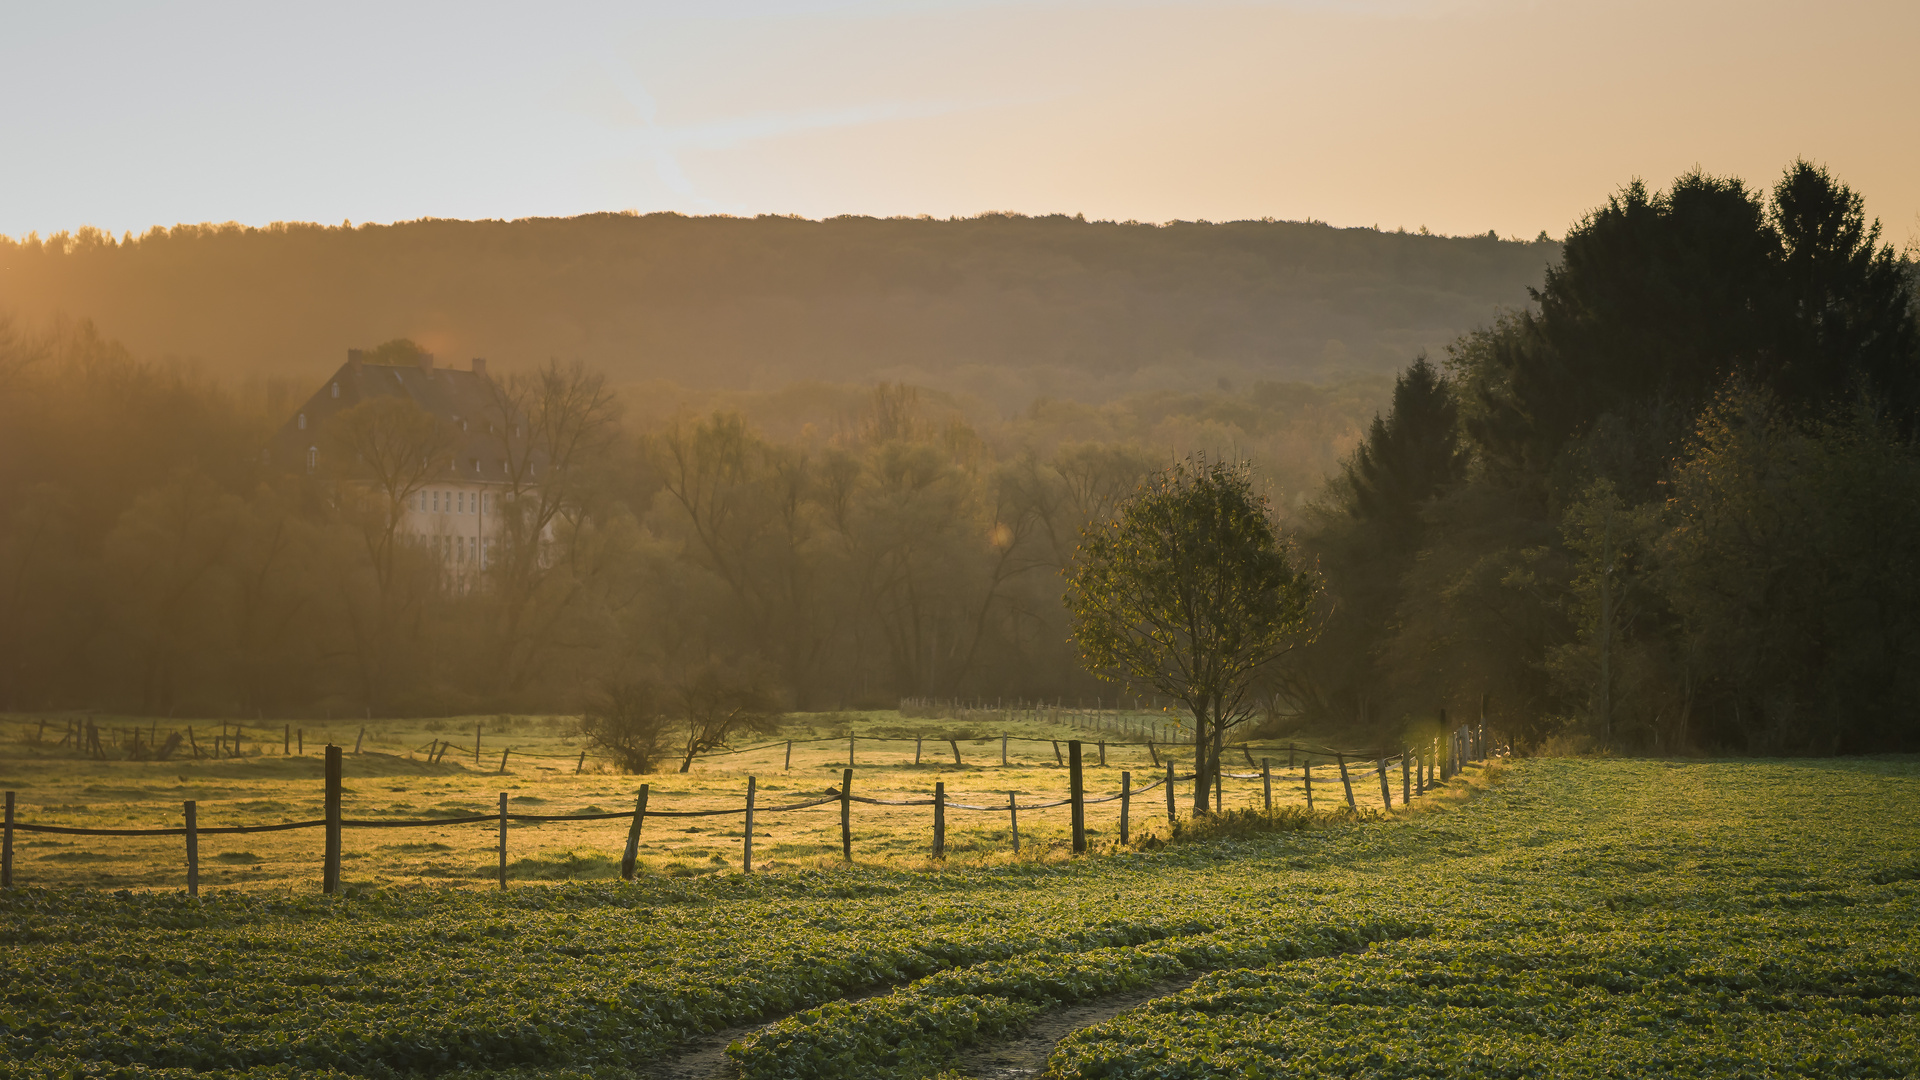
[3,756,1917,1078]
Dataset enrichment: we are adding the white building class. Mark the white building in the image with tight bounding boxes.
[272,349,538,583]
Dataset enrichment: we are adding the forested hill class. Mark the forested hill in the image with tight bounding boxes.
[0,213,1555,406]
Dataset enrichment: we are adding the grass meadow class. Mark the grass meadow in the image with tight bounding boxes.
[0,710,1357,891]
[5,724,1913,1079]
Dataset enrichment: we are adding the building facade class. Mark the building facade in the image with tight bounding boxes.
[271,349,537,585]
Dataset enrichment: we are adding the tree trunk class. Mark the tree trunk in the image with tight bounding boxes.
[1191,700,1212,813]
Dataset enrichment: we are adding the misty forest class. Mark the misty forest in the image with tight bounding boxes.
[2,161,1917,759]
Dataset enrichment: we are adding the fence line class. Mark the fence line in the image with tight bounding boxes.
[1,714,1413,778]
[0,724,1496,894]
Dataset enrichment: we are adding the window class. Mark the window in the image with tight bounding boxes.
[297,413,306,430]
[306,446,317,472]
[331,382,340,399]
[458,492,465,513]
[471,457,480,474]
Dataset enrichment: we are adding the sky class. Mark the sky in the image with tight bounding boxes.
[3,0,1916,245]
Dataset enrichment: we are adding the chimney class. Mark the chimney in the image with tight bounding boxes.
[419,351,434,376]
[346,348,364,373]
[471,357,487,378]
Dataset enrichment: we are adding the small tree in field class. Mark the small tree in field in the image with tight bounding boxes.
[1065,457,1319,813]
[579,680,673,773]
[675,666,783,773]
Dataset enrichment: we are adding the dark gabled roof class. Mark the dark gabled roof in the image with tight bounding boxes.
[270,351,535,482]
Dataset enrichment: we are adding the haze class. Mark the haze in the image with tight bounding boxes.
[5,0,1916,243]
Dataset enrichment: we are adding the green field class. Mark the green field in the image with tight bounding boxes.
[3,755,1915,1079]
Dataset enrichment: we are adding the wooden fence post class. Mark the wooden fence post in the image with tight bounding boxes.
[950,739,962,766]
[497,793,508,889]
[296,728,302,756]
[840,768,853,861]
[1098,740,1106,767]
[1069,741,1086,854]
[932,781,946,859]
[1147,740,1158,766]
[184,800,198,898]
[1119,771,1131,845]
[499,748,510,774]
[2,791,12,888]
[1402,750,1411,804]
[188,726,200,759]
[1262,759,1272,813]
[1008,791,1020,853]
[1303,760,1314,810]
[1052,740,1063,766]
[283,724,290,755]
[1001,735,1008,766]
[1165,760,1176,826]
[575,751,586,775]
[743,776,756,874]
[620,785,648,880]
[848,735,855,767]
[323,746,342,895]
[1337,754,1356,812]
[784,741,792,771]
[1376,758,1392,809]
[475,724,482,766]
[354,727,364,754]
[915,736,922,765]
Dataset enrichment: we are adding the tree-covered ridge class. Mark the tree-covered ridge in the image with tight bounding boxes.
[1300,161,1920,754]
[0,212,1554,407]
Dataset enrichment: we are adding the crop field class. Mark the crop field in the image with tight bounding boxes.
[3,753,1916,1079]
[0,710,1355,892]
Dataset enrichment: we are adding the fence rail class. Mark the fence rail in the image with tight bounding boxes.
[0,723,1496,894]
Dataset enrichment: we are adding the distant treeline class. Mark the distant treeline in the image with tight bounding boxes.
[0,321,1378,719]
[0,212,1554,411]
[6,162,1914,756]
[1296,161,1920,755]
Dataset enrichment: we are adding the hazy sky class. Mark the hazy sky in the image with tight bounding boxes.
[4,0,1916,244]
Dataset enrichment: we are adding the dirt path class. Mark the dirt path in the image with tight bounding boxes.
[948,974,1201,1080]
[639,975,1200,1080]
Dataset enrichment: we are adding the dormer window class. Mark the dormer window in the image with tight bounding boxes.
[471,458,481,474]
[297,413,307,430]
[306,446,317,472]
[331,382,340,399]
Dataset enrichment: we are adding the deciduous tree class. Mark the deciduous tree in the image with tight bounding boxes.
[1065,456,1318,811]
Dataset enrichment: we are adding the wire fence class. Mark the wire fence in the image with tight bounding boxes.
[0,724,1497,894]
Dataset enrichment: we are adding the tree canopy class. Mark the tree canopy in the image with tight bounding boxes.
[1065,457,1319,810]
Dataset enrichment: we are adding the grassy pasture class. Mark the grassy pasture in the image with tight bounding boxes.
[0,710,1352,892]
[2,755,1916,1080]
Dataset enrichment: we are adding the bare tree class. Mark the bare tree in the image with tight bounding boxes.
[321,396,460,592]
[482,359,622,693]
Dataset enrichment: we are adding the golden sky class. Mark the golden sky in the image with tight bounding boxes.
[4,1,1916,244]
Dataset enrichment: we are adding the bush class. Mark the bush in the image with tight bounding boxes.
[578,680,674,773]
